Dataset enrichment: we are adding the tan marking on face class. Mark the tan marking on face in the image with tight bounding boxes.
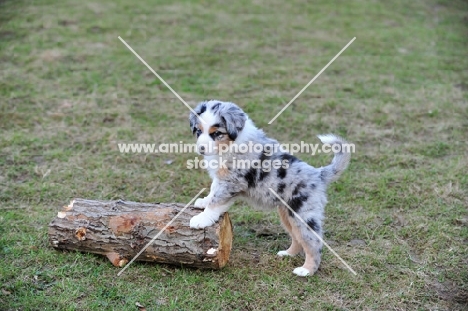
[198,123,204,132]
[217,166,230,178]
[214,135,233,155]
[208,126,218,134]
[209,126,229,139]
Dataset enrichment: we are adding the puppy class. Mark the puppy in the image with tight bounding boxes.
[188,100,350,276]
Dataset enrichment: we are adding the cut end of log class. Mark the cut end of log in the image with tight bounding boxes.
[214,212,233,268]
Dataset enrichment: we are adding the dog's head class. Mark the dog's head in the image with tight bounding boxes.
[189,100,247,155]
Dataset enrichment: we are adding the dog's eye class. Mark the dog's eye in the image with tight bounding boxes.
[196,129,202,137]
[209,130,225,140]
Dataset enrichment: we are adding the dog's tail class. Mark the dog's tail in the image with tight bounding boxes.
[317,134,351,185]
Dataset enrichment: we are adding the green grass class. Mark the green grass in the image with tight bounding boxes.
[1,0,467,309]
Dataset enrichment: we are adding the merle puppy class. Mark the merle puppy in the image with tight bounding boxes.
[188,100,350,276]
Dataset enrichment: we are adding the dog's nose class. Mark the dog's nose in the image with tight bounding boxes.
[199,145,205,154]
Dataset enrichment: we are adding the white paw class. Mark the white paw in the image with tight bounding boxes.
[277,250,294,257]
[190,212,216,229]
[293,267,310,277]
[194,198,208,208]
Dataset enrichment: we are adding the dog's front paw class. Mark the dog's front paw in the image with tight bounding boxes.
[194,198,208,208]
[293,267,311,277]
[190,212,216,229]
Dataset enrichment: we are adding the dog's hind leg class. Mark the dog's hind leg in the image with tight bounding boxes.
[290,216,323,276]
[277,206,303,257]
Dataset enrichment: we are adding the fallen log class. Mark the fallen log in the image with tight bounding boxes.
[48,199,233,269]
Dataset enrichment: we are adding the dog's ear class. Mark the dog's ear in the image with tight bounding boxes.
[218,103,247,140]
[189,102,207,134]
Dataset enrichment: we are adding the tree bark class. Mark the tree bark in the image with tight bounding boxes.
[48,199,233,269]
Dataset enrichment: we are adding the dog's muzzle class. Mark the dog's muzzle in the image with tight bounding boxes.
[199,145,206,154]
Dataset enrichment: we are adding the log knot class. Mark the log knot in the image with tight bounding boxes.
[75,227,87,241]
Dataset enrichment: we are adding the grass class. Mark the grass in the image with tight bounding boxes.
[1,0,467,309]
